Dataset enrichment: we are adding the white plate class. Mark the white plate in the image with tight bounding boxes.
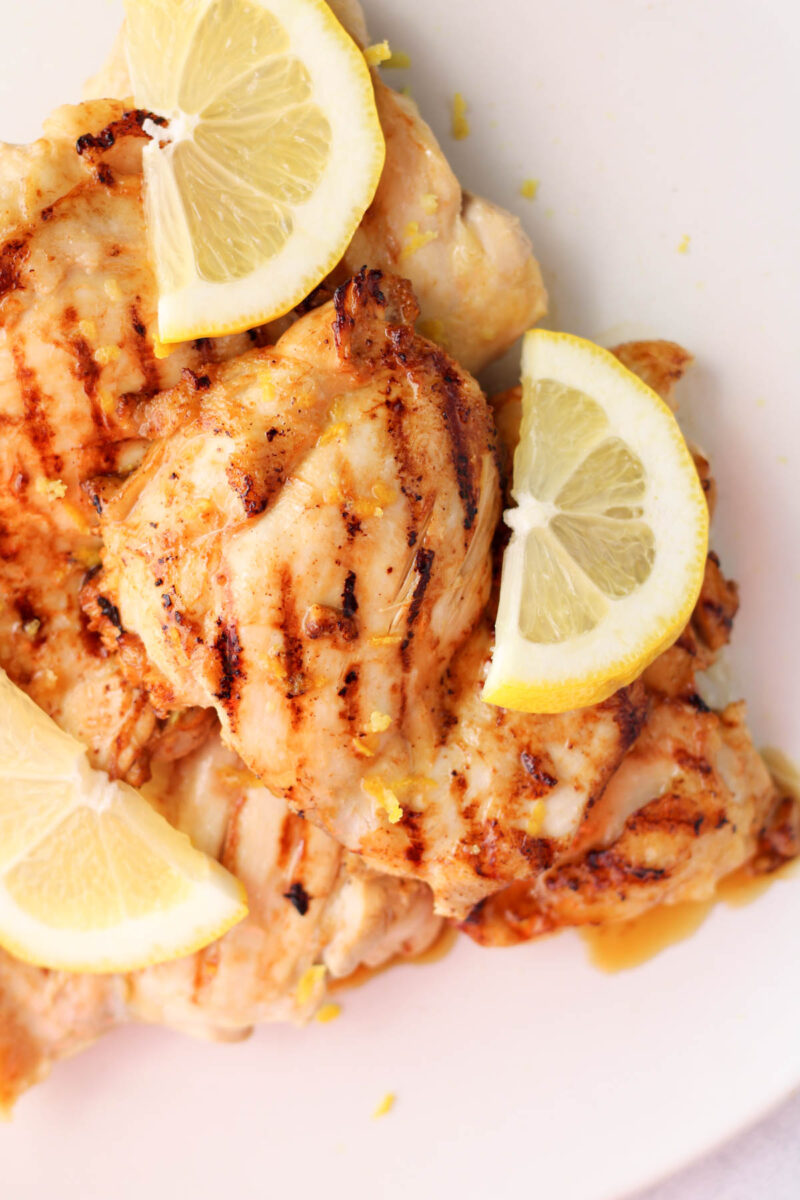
[2,2,799,1198]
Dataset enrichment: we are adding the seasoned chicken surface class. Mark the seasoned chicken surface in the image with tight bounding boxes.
[85,0,547,375]
[0,729,440,1110]
[96,273,648,918]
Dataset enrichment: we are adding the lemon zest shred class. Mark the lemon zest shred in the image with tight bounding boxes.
[400,221,439,260]
[364,40,392,67]
[373,1092,396,1118]
[103,278,123,302]
[421,192,439,215]
[677,234,691,254]
[362,776,403,824]
[520,178,539,200]
[351,737,376,759]
[34,477,67,502]
[295,964,327,1008]
[22,619,41,639]
[526,800,546,837]
[78,319,97,341]
[94,345,120,366]
[369,634,403,647]
[316,1002,341,1024]
[367,711,392,734]
[318,422,349,447]
[451,93,470,140]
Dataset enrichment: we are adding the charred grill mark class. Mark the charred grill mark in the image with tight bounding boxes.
[605,682,649,753]
[181,368,212,391]
[586,849,667,883]
[674,748,714,777]
[96,163,115,188]
[97,594,123,634]
[75,109,167,158]
[213,621,245,719]
[338,666,360,725]
[10,341,60,471]
[278,567,305,722]
[400,810,425,865]
[520,752,558,789]
[0,239,28,301]
[400,547,435,663]
[430,350,478,530]
[130,303,161,395]
[283,881,311,915]
[342,571,358,621]
[383,388,430,559]
[276,812,306,871]
[69,335,101,401]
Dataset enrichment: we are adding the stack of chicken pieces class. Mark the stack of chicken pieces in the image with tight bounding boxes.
[0,0,796,1109]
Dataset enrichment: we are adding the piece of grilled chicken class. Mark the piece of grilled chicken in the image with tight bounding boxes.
[0,728,440,1111]
[85,0,547,376]
[464,346,799,944]
[94,272,650,919]
[0,102,440,1108]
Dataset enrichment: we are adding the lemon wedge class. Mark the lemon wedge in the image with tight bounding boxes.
[123,0,385,342]
[0,669,247,973]
[483,330,709,714]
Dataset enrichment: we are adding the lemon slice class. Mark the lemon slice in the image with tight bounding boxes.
[0,670,247,973]
[483,330,709,714]
[123,0,385,342]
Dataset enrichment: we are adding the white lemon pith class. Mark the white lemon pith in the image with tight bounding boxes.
[124,0,385,342]
[0,670,247,973]
[483,330,709,714]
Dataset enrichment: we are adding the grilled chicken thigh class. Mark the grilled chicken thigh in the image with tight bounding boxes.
[0,104,439,1109]
[96,273,648,918]
[0,728,440,1111]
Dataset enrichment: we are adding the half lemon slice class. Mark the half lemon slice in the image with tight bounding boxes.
[0,670,247,973]
[483,330,709,714]
[124,0,385,342]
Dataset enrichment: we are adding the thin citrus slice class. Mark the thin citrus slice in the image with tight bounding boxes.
[123,0,385,342]
[483,330,709,714]
[0,669,247,973]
